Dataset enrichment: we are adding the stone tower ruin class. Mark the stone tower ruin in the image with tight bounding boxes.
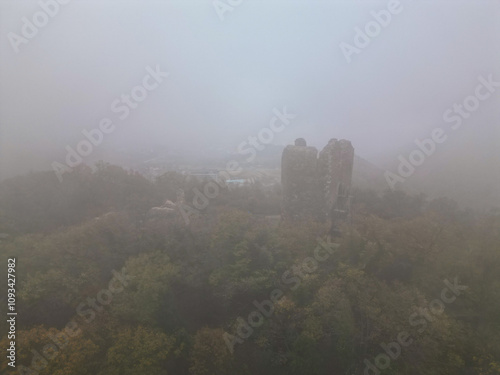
[281,138,354,227]
[281,138,320,221]
[318,139,355,222]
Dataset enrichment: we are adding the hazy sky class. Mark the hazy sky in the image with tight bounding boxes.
[1,0,499,178]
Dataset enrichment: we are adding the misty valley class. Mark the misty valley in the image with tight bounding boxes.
[1,1,499,374]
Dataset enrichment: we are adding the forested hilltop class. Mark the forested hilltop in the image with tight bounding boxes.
[0,164,499,375]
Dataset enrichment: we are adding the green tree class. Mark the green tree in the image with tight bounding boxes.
[99,326,175,375]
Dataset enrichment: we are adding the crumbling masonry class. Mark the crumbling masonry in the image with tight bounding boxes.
[281,138,354,227]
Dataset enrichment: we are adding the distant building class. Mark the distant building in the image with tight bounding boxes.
[226,179,249,187]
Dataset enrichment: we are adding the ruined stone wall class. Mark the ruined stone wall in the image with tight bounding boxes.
[281,138,354,222]
[281,140,320,220]
[318,139,355,219]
